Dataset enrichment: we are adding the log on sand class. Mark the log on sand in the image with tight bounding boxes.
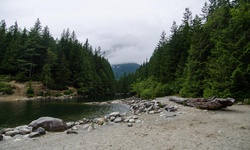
[169,97,235,110]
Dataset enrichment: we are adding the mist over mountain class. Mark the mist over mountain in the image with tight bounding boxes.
[112,63,140,80]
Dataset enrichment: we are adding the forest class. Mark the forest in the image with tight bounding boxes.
[0,19,115,96]
[117,0,250,100]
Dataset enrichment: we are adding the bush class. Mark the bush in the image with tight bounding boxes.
[141,89,155,100]
[64,89,73,95]
[54,93,63,97]
[26,81,34,97]
[0,82,14,95]
[244,99,250,105]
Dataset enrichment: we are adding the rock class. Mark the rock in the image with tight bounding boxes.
[35,127,46,135]
[166,114,177,118]
[0,134,3,141]
[19,128,31,135]
[170,97,235,110]
[94,118,106,125]
[135,120,142,123]
[5,131,19,137]
[165,106,178,112]
[28,132,40,138]
[237,102,243,105]
[0,128,14,134]
[110,116,116,122]
[128,119,135,123]
[82,124,90,130]
[109,112,120,117]
[128,123,133,127]
[66,130,78,134]
[72,126,78,130]
[29,117,67,132]
[114,117,123,123]
[66,122,75,129]
[78,120,84,124]
[149,111,155,114]
[87,123,95,132]
[132,115,138,119]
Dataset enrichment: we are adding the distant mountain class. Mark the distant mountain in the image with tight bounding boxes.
[112,63,140,80]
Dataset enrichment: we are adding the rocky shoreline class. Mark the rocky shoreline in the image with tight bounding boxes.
[0,96,178,142]
[1,96,250,150]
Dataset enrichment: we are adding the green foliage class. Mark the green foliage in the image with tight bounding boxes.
[0,75,12,82]
[0,82,14,95]
[131,77,170,99]
[63,89,73,95]
[243,99,250,105]
[116,0,250,100]
[0,19,116,97]
[26,81,34,97]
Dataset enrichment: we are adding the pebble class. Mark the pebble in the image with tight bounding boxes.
[128,119,135,123]
[128,123,133,127]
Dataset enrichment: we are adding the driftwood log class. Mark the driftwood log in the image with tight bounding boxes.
[169,97,235,110]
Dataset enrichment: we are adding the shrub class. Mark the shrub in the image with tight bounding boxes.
[141,89,155,100]
[0,82,14,95]
[26,81,34,97]
[64,89,73,95]
[244,99,250,105]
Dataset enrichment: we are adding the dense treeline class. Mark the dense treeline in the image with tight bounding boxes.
[0,19,115,96]
[118,0,250,100]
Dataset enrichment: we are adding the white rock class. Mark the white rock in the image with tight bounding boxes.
[149,111,155,114]
[114,117,123,123]
[132,115,138,119]
[129,119,135,123]
[110,112,120,117]
[110,116,116,121]
[135,120,142,123]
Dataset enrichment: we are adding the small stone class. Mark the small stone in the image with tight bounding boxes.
[66,122,75,129]
[28,132,40,138]
[237,102,243,105]
[19,128,31,135]
[128,119,135,123]
[66,130,78,134]
[5,131,18,137]
[0,128,14,134]
[149,111,155,114]
[72,126,77,130]
[132,115,138,119]
[109,112,120,117]
[35,127,46,135]
[124,119,129,122]
[82,124,90,130]
[135,120,142,123]
[128,123,133,127]
[114,117,123,123]
[14,139,21,142]
[95,118,106,125]
[110,116,116,122]
[79,120,84,124]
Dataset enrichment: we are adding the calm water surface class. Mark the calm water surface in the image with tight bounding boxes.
[0,96,130,128]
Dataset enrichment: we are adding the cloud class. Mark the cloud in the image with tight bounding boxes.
[0,0,206,64]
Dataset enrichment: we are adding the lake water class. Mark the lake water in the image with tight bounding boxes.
[0,96,130,129]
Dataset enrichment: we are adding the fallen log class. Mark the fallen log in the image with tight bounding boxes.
[169,97,235,110]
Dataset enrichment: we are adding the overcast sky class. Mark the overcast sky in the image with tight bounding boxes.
[0,0,206,65]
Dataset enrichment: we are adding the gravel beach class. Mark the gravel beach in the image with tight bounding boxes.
[1,97,250,150]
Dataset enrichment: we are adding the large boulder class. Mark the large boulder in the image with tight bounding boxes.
[29,117,67,132]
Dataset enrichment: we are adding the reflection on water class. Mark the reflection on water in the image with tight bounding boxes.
[0,96,130,128]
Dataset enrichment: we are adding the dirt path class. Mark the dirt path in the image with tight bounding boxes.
[1,97,250,150]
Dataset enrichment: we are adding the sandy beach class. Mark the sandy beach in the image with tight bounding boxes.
[1,97,250,150]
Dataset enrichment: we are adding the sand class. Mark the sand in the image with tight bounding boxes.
[1,97,250,150]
